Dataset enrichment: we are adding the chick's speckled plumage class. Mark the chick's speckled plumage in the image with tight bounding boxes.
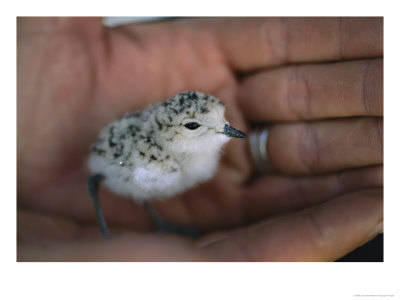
[88,91,235,202]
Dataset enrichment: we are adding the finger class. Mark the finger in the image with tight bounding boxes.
[265,117,383,174]
[18,233,208,262]
[17,17,103,31]
[238,59,383,121]
[198,188,383,261]
[209,17,382,71]
[17,210,81,246]
[241,165,382,222]
[108,17,383,103]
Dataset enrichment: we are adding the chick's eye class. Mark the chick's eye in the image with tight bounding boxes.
[184,122,201,130]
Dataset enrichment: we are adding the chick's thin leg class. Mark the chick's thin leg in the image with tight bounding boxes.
[143,202,201,238]
[88,174,200,238]
[87,174,111,238]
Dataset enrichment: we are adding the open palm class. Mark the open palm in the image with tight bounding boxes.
[17,17,383,261]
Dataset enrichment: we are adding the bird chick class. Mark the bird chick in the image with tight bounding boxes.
[87,91,247,238]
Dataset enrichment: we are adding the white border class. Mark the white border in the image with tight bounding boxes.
[5,1,400,300]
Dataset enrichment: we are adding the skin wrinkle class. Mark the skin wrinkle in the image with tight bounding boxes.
[279,17,290,64]
[285,65,312,120]
[230,233,257,262]
[267,175,307,212]
[112,26,144,50]
[100,22,112,64]
[358,118,379,161]
[291,176,311,209]
[337,17,345,61]
[365,118,382,159]
[361,59,373,115]
[260,18,286,67]
[202,226,259,261]
[292,65,313,120]
[261,21,274,66]
[297,123,321,174]
[335,169,347,196]
[285,66,298,120]
[299,212,325,249]
[104,27,147,87]
[375,118,384,156]
[301,67,312,120]
[205,236,250,261]
[82,31,102,126]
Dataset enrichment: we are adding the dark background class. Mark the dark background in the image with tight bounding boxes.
[337,234,383,262]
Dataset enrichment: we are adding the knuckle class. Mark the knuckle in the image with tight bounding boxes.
[372,117,383,156]
[358,117,383,161]
[361,58,383,116]
[285,66,312,120]
[296,123,321,173]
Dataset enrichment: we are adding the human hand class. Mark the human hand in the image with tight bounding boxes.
[17,17,382,261]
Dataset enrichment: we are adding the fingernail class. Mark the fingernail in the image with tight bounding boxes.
[368,220,383,237]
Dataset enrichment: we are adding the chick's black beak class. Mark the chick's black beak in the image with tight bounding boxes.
[223,124,247,138]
